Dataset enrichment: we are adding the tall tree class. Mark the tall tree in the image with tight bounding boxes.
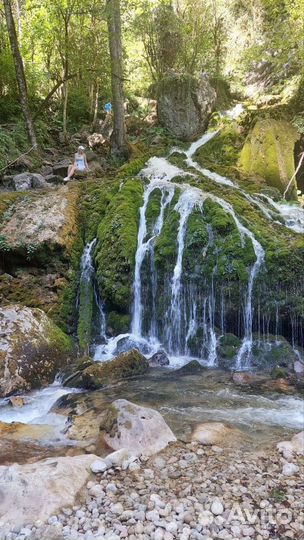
[2,0,37,147]
[106,0,128,159]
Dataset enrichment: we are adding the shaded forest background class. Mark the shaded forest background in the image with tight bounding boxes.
[0,0,304,168]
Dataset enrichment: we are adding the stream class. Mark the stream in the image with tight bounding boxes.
[1,120,303,463]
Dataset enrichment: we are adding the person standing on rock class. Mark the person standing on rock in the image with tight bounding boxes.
[64,146,89,182]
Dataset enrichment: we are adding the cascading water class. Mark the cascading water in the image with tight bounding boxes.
[78,239,107,342]
[127,148,265,367]
[94,119,303,369]
[166,191,200,354]
[131,185,174,337]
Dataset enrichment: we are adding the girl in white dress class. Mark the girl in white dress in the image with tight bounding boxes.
[64,146,89,182]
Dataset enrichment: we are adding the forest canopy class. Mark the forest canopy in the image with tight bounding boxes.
[0,0,303,141]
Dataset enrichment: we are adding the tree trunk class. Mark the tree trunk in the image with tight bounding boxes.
[3,0,37,147]
[91,82,99,131]
[62,15,69,143]
[106,0,128,160]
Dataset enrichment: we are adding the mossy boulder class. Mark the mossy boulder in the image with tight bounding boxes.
[157,73,216,141]
[174,360,206,375]
[80,349,149,389]
[0,187,79,263]
[239,119,300,199]
[0,304,73,397]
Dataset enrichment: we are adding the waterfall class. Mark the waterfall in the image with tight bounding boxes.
[128,136,266,368]
[167,191,201,353]
[79,239,96,283]
[131,185,174,336]
[78,239,107,347]
[94,122,301,369]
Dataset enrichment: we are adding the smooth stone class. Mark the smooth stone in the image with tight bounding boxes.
[282,463,299,476]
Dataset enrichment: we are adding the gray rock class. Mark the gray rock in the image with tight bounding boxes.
[52,159,71,178]
[157,73,216,141]
[13,172,33,191]
[149,350,170,367]
[31,173,49,188]
[282,463,299,476]
[40,165,53,176]
[45,174,63,184]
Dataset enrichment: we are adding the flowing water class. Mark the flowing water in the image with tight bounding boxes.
[92,126,304,369]
[2,120,304,460]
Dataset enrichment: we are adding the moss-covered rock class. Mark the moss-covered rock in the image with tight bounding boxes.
[80,349,149,389]
[239,119,300,199]
[94,179,144,313]
[0,304,73,397]
[157,73,216,141]
[0,187,79,262]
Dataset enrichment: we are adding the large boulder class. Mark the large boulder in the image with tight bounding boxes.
[99,399,176,457]
[0,305,73,397]
[80,349,149,389]
[157,73,216,141]
[239,119,300,199]
[277,431,304,459]
[0,188,79,261]
[0,454,98,532]
[13,172,49,191]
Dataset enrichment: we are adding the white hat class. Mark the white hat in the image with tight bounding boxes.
[78,145,85,150]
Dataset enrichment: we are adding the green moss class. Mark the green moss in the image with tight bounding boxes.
[95,178,144,311]
[77,276,94,352]
[146,189,162,236]
[107,311,131,335]
[81,348,149,389]
[194,125,243,180]
[238,119,300,199]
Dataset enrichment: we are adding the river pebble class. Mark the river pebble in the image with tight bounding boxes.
[2,441,304,540]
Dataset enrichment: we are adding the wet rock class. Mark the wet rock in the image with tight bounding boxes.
[232,372,260,385]
[0,454,98,531]
[294,359,304,375]
[31,173,49,188]
[13,172,33,191]
[12,172,49,191]
[81,349,149,389]
[8,396,25,407]
[115,336,152,356]
[0,304,73,397]
[262,378,294,394]
[0,421,55,442]
[174,360,206,375]
[99,399,176,457]
[149,350,170,367]
[40,165,53,176]
[191,422,241,446]
[45,174,63,184]
[157,73,216,141]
